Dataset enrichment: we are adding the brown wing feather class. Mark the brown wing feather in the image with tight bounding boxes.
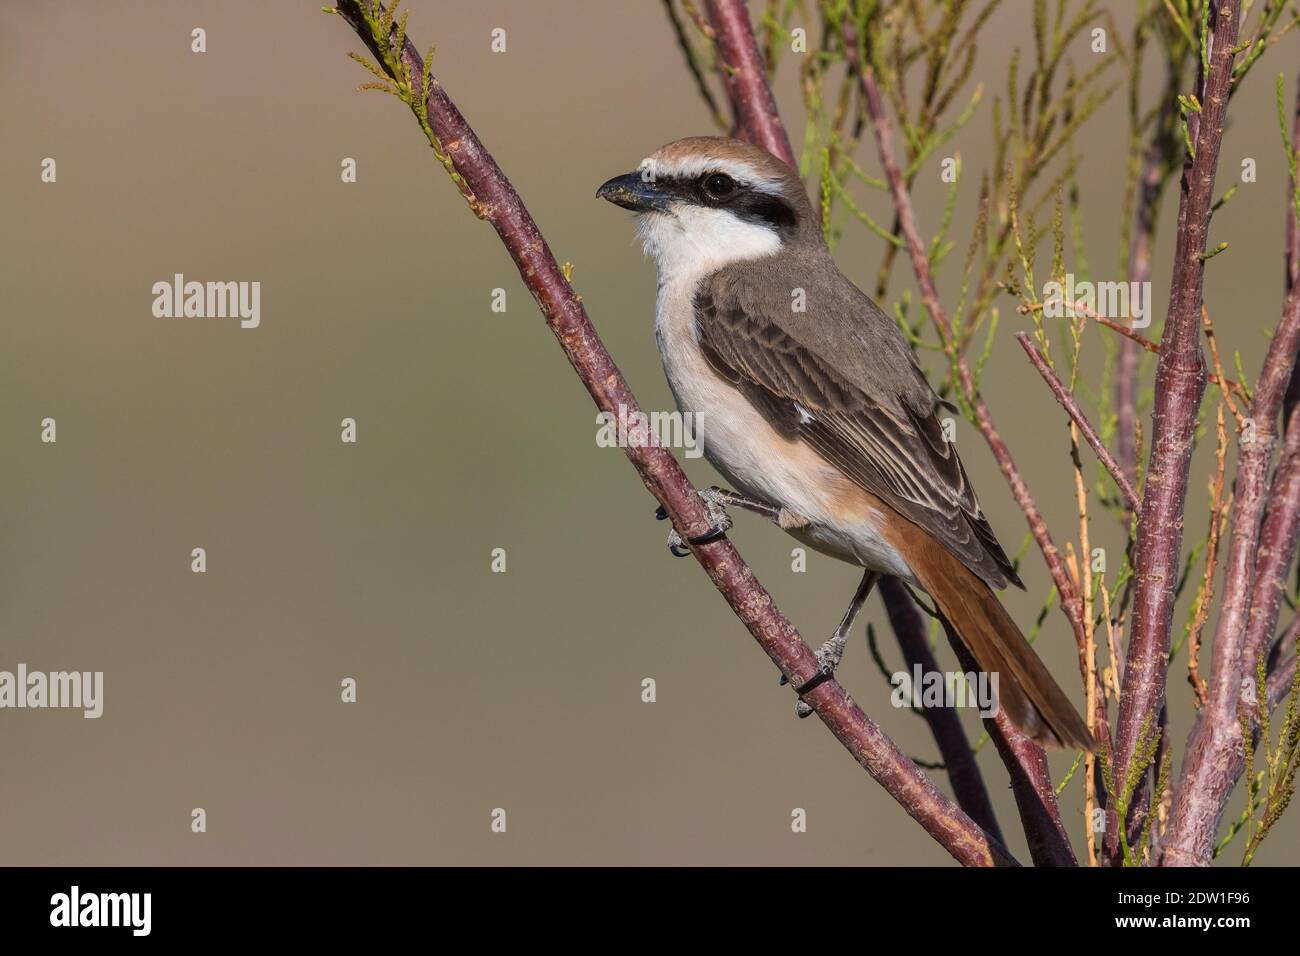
[694,283,1022,591]
[690,260,1089,747]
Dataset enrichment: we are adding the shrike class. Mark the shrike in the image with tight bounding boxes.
[598,136,1092,751]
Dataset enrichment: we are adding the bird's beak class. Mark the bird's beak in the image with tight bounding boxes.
[596,172,672,212]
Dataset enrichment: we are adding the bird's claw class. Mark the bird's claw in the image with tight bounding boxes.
[782,634,847,718]
[658,488,732,557]
[667,529,691,557]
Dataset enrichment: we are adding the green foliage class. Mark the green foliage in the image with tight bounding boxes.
[340,0,481,216]
[1099,713,1162,866]
[1238,657,1300,864]
[1277,72,1300,234]
[1233,1,1299,87]
[1056,749,1085,795]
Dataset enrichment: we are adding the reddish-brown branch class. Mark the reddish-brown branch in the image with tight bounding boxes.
[879,576,1004,843]
[1070,301,1248,400]
[1094,313,1161,354]
[1162,198,1300,868]
[703,0,795,163]
[1108,0,1242,866]
[945,628,1078,867]
[1016,333,1141,511]
[1285,71,1300,429]
[330,0,1015,867]
[1241,406,1300,703]
[1288,73,1300,303]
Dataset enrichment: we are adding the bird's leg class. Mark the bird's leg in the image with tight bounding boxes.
[784,569,880,718]
[701,486,781,521]
[657,486,779,556]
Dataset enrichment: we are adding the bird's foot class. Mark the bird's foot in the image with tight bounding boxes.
[781,633,848,718]
[657,486,735,557]
[777,570,877,718]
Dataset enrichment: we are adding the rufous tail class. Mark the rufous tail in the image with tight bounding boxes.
[899,530,1095,751]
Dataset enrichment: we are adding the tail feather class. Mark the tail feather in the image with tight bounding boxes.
[898,529,1095,751]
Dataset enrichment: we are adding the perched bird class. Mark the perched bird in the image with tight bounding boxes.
[598,136,1093,750]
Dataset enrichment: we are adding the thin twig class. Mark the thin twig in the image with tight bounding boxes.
[1015,332,1141,510]
[1284,70,1300,423]
[945,626,1078,867]
[1118,141,1168,492]
[1289,73,1300,306]
[662,0,729,130]
[1069,447,1100,867]
[1026,298,1250,400]
[1184,401,1229,709]
[1204,307,1246,426]
[1268,652,1297,711]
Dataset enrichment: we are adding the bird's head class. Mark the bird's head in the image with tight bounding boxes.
[597,136,817,275]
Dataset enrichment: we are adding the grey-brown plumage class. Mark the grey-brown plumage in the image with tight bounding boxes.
[598,135,1092,751]
[694,258,1022,592]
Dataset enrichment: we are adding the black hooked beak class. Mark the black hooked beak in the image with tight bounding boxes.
[596,172,672,213]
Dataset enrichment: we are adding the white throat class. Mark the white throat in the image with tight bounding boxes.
[636,206,783,285]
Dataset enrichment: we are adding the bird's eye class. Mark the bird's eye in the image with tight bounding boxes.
[702,172,737,201]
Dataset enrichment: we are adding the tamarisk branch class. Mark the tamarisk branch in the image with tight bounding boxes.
[1016,333,1141,511]
[702,0,795,162]
[1161,62,1300,868]
[1108,0,1242,865]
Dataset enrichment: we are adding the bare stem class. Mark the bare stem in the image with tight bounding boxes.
[946,626,1078,867]
[1107,0,1241,865]
[1015,333,1141,511]
[703,0,795,162]
[1162,253,1300,867]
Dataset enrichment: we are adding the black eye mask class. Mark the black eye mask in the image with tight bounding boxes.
[662,173,799,236]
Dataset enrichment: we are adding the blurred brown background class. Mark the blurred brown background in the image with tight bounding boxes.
[1,0,1296,865]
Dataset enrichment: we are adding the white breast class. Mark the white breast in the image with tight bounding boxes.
[639,209,914,582]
